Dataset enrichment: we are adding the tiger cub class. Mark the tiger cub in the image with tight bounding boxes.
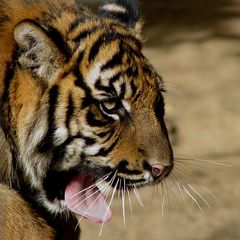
[0,0,173,239]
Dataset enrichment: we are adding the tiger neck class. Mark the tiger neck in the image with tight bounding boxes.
[0,127,80,239]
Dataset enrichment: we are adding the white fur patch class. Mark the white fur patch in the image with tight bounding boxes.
[54,127,68,145]
[102,4,126,13]
[101,69,116,84]
[144,171,152,181]
[85,144,101,155]
[87,63,102,86]
[38,194,67,215]
[66,139,84,157]
[122,100,131,113]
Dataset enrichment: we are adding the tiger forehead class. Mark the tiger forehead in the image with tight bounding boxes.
[68,18,132,41]
[58,44,161,104]
[78,52,157,97]
[68,23,142,62]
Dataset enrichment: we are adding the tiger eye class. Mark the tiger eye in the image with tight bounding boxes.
[102,100,117,111]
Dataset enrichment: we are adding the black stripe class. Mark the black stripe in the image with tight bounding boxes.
[111,177,145,188]
[121,35,142,51]
[119,82,126,99]
[88,33,106,63]
[96,127,114,138]
[1,63,14,104]
[126,66,138,78]
[74,52,93,108]
[86,110,109,127]
[117,160,142,175]
[100,11,132,26]
[101,126,116,143]
[154,95,169,137]
[142,64,154,78]
[101,43,124,70]
[0,14,10,27]
[88,31,141,63]
[42,25,72,60]
[95,79,117,96]
[109,72,121,84]
[65,94,74,129]
[68,17,89,33]
[1,63,16,142]
[88,32,119,63]
[154,94,165,122]
[38,85,59,152]
[130,80,137,98]
[83,135,96,146]
[143,160,152,172]
[49,133,96,168]
[94,136,119,157]
[132,89,142,102]
[72,26,98,42]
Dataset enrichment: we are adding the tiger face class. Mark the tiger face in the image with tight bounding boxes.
[0,0,173,224]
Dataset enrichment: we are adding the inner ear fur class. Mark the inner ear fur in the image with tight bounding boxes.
[13,21,64,82]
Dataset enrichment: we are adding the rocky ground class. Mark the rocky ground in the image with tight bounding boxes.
[81,1,240,240]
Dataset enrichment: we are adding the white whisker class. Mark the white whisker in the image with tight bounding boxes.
[71,172,116,210]
[183,185,203,212]
[121,178,126,228]
[70,173,110,199]
[118,179,122,199]
[99,178,119,237]
[69,185,102,209]
[161,183,165,218]
[202,186,219,202]
[74,181,111,230]
[163,181,171,209]
[174,155,232,167]
[176,181,185,203]
[74,172,117,230]
[133,185,144,207]
[72,180,110,210]
[188,184,211,209]
[127,187,133,219]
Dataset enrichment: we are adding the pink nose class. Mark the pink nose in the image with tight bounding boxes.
[151,163,167,178]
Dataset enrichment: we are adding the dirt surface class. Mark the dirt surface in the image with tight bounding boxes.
[81,1,240,240]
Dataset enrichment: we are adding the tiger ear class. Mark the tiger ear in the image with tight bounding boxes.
[13,21,64,82]
[97,0,143,36]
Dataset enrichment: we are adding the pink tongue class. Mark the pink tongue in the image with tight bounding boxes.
[64,174,112,224]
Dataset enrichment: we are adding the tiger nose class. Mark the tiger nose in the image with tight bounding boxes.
[151,163,168,178]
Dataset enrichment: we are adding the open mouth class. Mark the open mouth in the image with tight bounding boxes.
[64,174,112,224]
[64,171,148,224]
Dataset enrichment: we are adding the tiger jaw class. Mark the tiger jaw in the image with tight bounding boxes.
[41,158,172,222]
[61,165,170,224]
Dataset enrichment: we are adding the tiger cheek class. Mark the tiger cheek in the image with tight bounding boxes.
[109,133,139,166]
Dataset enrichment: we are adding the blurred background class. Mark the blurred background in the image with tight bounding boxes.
[81,0,240,239]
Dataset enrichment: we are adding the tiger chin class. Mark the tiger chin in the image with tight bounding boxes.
[0,0,173,239]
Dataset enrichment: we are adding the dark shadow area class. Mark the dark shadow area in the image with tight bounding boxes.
[139,0,240,45]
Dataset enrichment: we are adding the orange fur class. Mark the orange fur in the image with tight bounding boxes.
[0,184,55,240]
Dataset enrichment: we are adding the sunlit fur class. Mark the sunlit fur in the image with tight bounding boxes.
[0,0,173,238]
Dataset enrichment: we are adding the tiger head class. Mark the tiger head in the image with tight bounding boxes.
[0,0,173,223]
